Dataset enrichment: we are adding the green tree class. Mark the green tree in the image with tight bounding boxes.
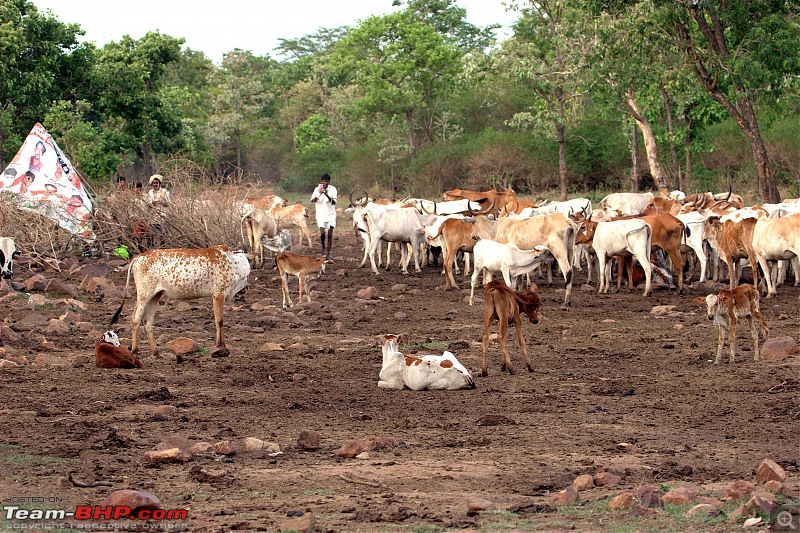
[96,31,184,176]
[294,114,334,152]
[659,0,800,202]
[392,0,499,51]
[331,11,462,159]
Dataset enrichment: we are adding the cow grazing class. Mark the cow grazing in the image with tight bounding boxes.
[469,239,548,306]
[110,246,250,357]
[378,334,474,390]
[693,285,769,364]
[481,279,541,377]
[751,213,800,297]
[0,237,19,279]
[276,252,332,308]
[442,188,517,215]
[241,208,278,268]
[599,192,655,217]
[95,331,143,369]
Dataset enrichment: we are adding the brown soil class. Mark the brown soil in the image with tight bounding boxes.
[1,228,798,532]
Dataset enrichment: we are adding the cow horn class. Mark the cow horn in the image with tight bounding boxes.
[725,186,732,202]
[487,196,497,215]
[469,200,480,216]
[349,190,357,206]
[421,200,435,215]
[511,199,519,214]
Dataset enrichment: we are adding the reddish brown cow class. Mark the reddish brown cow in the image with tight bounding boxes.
[442,188,516,215]
[481,278,541,377]
[704,216,759,290]
[95,331,144,369]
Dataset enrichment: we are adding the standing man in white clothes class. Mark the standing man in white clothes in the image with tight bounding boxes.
[310,173,337,259]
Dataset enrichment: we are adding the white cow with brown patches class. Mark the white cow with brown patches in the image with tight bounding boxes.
[378,334,474,391]
[110,245,250,357]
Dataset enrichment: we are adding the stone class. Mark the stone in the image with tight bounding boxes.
[357,286,379,300]
[743,517,763,528]
[761,337,798,361]
[151,405,177,416]
[100,490,160,513]
[608,492,636,510]
[75,322,94,332]
[0,360,19,369]
[45,319,70,335]
[394,311,407,319]
[260,342,284,351]
[288,342,306,350]
[73,262,112,279]
[685,504,720,517]
[662,487,695,505]
[24,274,49,291]
[213,440,237,455]
[756,458,787,484]
[0,326,20,342]
[763,480,784,494]
[297,430,321,451]
[745,491,777,516]
[81,276,115,293]
[14,314,49,331]
[44,279,78,297]
[279,513,314,533]
[59,311,81,324]
[144,448,189,464]
[243,437,264,452]
[155,436,191,453]
[355,452,370,459]
[631,486,664,508]
[594,472,621,487]
[33,354,70,367]
[651,305,677,315]
[335,436,394,458]
[551,485,579,506]
[390,284,408,291]
[167,337,200,355]
[28,294,50,307]
[263,442,281,454]
[467,496,496,513]
[187,442,213,456]
[721,480,756,502]
[572,474,594,492]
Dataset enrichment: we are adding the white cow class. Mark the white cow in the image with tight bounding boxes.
[241,207,278,268]
[675,211,710,282]
[599,192,655,216]
[0,237,18,279]
[111,246,250,356]
[360,205,426,275]
[752,213,800,297]
[469,239,548,306]
[593,219,653,296]
[377,334,474,391]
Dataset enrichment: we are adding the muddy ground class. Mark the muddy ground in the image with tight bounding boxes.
[1,226,798,532]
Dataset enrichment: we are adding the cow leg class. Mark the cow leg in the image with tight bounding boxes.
[130,297,150,355]
[299,273,309,303]
[498,317,512,374]
[553,251,573,307]
[669,249,684,293]
[212,293,227,354]
[746,316,761,362]
[596,251,607,294]
[280,273,293,308]
[444,245,458,289]
[641,259,653,297]
[481,308,495,377]
[728,322,737,363]
[301,221,314,247]
[756,255,775,297]
[513,316,532,373]
[411,239,422,273]
[469,266,482,306]
[715,325,725,364]
[142,293,163,356]
[463,251,471,277]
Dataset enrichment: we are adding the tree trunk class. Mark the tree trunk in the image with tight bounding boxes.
[631,125,639,193]
[405,109,417,160]
[235,127,242,171]
[683,110,692,192]
[626,89,669,198]
[556,101,567,201]
[661,86,681,191]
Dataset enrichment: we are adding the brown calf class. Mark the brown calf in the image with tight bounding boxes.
[276,252,333,308]
[95,331,143,369]
[481,278,541,377]
[704,217,759,289]
[693,285,769,364]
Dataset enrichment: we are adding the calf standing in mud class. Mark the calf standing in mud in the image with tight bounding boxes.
[481,279,541,377]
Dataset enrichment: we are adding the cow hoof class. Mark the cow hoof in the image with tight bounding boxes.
[210,347,230,358]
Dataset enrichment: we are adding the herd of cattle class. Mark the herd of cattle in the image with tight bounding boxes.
[1,186,799,385]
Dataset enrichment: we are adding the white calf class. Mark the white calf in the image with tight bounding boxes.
[377,334,474,391]
[469,239,548,305]
[593,219,653,296]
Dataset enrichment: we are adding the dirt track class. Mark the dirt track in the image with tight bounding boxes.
[1,227,799,532]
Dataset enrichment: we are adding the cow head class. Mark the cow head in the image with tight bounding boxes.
[517,290,541,324]
[101,330,121,346]
[693,294,728,321]
[0,238,19,279]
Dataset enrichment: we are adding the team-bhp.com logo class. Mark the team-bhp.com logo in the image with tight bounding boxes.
[4,504,188,521]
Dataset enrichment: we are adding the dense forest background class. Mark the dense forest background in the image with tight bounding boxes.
[1,0,799,201]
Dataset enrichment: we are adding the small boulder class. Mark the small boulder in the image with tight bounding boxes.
[100,490,160,513]
[357,286,379,300]
[608,492,636,510]
[630,486,663,508]
[662,486,695,505]
[75,321,95,332]
[45,319,70,335]
[187,442,213,456]
[33,354,70,367]
[260,342,284,352]
[279,513,315,533]
[167,337,200,355]
[144,448,189,464]
[24,274,49,291]
[763,480,784,494]
[45,279,78,297]
[756,458,787,484]
[551,485,579,506]
[760,337,798,361]
[213,440,237,456]
[243,437,264,452]
[651,305,677,315]
[467,496,496,513]
[297,430,321,451]
[13,314,49,331]
[594,472,621,487]
[572,474,594,492]
[686,503,720,517]
[155,436,191,454]
[151,405,178,417]
[721,480,755,502]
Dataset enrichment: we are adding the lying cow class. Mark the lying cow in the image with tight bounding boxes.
[110,245,250,357]
[693,284,769,364]
[378,334,474,390]
[95,331,143,369]
[481,279,541,377]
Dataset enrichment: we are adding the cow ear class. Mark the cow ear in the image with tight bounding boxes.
[692,296,706,304]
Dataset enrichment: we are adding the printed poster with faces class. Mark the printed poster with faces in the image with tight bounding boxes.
[0,123,94,239]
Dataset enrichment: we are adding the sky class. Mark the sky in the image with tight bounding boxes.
[30,0,520,64]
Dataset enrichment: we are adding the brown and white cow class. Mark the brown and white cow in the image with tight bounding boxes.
[480,278,541,377]
[378,334,474,390]
[110,246,250,356]
[241,208,278,268]
[244,194,288,211]
[693,285,769,364]
[270,204,314,247]
[95,331,144,369]
[442,188,517,215]
[704,216,760,290]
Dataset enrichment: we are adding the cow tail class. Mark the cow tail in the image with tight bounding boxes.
[109,259,134,326]
[564,225,575,287]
